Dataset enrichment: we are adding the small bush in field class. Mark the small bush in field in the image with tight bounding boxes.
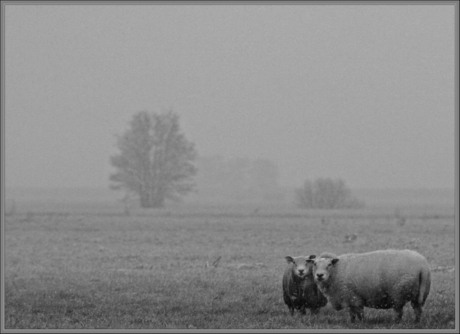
[295,178,364,209]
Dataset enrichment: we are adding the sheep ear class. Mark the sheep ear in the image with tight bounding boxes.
[285,256,294,264]
[331,258,339,265]
[306,254,316,262]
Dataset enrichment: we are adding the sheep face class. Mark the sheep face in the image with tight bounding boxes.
[312,257,339,283]
[285,255,316,279]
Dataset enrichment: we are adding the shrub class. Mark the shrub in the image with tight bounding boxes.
[295,178,364,209]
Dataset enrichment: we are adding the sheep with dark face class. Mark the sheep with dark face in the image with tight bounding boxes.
[310,249,431,323]
[282,255,328,316]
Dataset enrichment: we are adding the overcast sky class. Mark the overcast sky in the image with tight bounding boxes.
[4,3,456,189]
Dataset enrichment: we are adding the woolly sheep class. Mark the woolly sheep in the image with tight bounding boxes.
[282,255,328,316]
[310,249,431,323]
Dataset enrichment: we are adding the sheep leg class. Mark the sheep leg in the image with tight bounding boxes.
[348,307,358,323]
[411,301,422,323]
[284,296,295,316]
[299,305,306,315]
[349,305,364,323]
[349,309,356,323]
[356,307,364,321]
[393,306,404,323]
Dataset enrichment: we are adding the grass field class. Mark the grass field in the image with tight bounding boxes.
[3,196,457,330]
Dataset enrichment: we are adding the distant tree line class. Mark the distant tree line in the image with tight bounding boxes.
[295,178,364,209]
[110,110,364,209]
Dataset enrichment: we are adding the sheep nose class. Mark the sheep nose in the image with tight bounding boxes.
[298,269,304,275]
[316,273,324,279]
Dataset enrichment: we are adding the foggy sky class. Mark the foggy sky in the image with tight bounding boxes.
[4,3,456,189]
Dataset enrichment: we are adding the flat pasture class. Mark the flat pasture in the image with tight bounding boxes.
[3,202,457,330]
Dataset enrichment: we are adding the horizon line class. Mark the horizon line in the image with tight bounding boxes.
[5,185,455,191]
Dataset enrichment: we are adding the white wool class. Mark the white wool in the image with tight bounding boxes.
[313,249,431,323]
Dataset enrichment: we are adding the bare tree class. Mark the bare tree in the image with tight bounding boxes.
[110,110,197,208]
[295,178,364,209]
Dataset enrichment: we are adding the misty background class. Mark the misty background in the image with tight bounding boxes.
[4,3,456,209]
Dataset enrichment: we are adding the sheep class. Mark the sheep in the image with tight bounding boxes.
[282,255,328,316]
[309,249,431,323]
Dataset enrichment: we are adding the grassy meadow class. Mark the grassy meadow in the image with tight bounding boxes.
[3,188,457,330]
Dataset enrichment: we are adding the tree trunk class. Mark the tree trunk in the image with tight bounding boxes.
[151,196,165,208]
[139,189,164,208]
[140,190,150,208]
